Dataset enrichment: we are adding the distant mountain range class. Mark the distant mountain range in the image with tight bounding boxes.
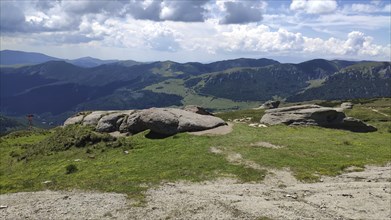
[0,50,139,68]
[1,50,390,120]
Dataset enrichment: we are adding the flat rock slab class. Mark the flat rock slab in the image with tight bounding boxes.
[260,104,377,132]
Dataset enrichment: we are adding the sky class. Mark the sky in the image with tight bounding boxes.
[0,0,390,63]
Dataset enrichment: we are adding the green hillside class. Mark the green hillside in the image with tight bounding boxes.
[1,58,390,120]
[0,115,25,135]
[1,98,390,200]
[288,62,391,101]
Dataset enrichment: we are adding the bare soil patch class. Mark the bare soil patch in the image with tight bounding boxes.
[250,141,284,149]
[1,164,390,220]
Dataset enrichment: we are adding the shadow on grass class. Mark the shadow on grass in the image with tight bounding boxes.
[144,131,172,139]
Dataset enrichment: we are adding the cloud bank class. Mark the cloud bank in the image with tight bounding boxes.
[1,0,390,62]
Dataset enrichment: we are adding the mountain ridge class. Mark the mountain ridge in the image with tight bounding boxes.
[1,51,389,119]
[0,50,132,68]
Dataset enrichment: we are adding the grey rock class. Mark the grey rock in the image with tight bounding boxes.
[259,100,280,109]
[126,108,225,135]
[138,108,226,135]
[183,105,213,116]
[339,117,377,132]
[260,104,376,132]
[63,115,85,126]
[65,108,226,136]
[174,109,226,132]
[138,108,180,135]
[119,111,147,134]
[341,102,354,109]
[82,111,106,126]
[96,112,127,132]
[260,105,344,125]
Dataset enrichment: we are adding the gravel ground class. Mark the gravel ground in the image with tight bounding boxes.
[1,164,390,220]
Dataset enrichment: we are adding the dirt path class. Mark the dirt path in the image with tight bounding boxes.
[1,164,390,220]
[370,108,389,117]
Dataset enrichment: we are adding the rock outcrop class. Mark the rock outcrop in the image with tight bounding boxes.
[64,107,226,136]
[259,100,280,109]
[260,104,376,132]
[340,102,354,109]
[64,114,84,126]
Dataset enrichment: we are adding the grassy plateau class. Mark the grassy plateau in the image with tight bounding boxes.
[0,98,390,201]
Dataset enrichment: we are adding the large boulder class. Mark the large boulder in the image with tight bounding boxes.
[118,112,146,134]
[122,108,226,135]
[64,108,226,136]
[96,110,135,132]
[260,104,376,132]
[63,114,86,126]
[82,111,107,126]
[137,108,180,135]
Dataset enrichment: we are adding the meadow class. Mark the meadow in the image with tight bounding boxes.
[1,98,390,201]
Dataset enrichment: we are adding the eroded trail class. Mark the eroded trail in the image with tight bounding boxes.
[370,108,390,117]
[1,164,390,220]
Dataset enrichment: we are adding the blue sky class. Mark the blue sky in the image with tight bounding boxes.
[0,0,390,63]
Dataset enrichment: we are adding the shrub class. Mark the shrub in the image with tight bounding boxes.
[65,164,78,174]
[9,151,20,158]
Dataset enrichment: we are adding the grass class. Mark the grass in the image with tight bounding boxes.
[0,126,266,200]
[143,78,260,111]
[0,98,390,200]
[215,108,266,123]
[228,123,390,181]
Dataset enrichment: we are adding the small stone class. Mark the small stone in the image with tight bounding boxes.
[0,205,8,209]
[285,194,298,199]
[103,212,113,217]
[124,151,129,154]
[42,181,52,184]
[74,159,81,162]
[341,193,353,198]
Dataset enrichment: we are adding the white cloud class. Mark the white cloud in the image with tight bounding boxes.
[343,3,391,14]
[1,0,390,62]
[290,0,337,14]
[217,25,304,52]
[212,25,388,59]
[303,31,389,57]
[315,13,390,30]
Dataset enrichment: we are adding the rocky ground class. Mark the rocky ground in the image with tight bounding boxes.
[1,163,390,220]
